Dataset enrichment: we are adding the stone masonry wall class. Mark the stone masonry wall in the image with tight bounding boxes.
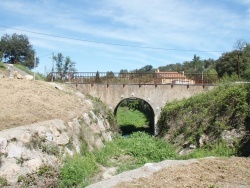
[0,110,114,186]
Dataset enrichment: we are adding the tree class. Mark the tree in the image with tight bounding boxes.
[0,33,37,68]
[106,71,115,78]
[192,54,203,72]
[53,53,76,79]
[234,39,248,78]
[215,41,250,79]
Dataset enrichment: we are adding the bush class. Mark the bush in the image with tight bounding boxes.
[158,83,250,155]
[60,154,98,187]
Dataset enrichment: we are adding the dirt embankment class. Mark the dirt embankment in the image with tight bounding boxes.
[0,78,84,130]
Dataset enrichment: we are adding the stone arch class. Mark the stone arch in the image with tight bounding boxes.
[114,97,155,135]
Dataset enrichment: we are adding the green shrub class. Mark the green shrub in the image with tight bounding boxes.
[158,84,249,154]
[0,176,8,187]
[59,154,98,187]
[0,62,6,70]
[180,141,236,159]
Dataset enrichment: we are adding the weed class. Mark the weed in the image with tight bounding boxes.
[24,134,46,150]
[0,176,8,187]
[16,156,27,166]
[18,174,37,187]
[41,142,60,156]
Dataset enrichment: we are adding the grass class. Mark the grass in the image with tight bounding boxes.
[0,62,6,70]
[116,107,152,134]
[60,132,177,187]
[117,107,149,127]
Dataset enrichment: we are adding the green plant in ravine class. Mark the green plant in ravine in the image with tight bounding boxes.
[117,107,149,128]
[59,154,98,188]
[94,132,177,170]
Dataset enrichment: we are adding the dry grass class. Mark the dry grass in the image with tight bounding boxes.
[0,78,85,130]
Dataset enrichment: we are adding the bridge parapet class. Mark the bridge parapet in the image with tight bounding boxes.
[48,72,219,86]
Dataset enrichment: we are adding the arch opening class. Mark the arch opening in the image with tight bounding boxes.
[114,98,155,136]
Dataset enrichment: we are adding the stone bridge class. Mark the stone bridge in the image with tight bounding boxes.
[73,83,216,134]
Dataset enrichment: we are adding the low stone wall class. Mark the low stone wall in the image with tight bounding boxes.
[0,110,114,186]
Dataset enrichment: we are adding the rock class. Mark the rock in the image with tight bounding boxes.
[222,129,244,142]
[97,119,106,132]
[45,132,54,142]
[199,134,208,147]
[24,75,33,80]
[1,160,20,184]
[49,126,60,137]
[94,137,104,149]
[7,143,23,158]
[20,132,31,143]
[0,137,7,154]
[25,158,42,171]
[102,167,117,180]
[83,113,91,125]
[189,144,196,149]
[55,133,69,146]
[182,141,190,148]
[179,149,194,156]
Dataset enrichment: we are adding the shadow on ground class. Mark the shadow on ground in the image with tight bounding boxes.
[120,124,153,136]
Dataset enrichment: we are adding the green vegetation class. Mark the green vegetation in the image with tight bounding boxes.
[0,33,38,68]
[116,98,154,135]
[17,165,59,187]
[60,132,177,187]
[158,83,250,156]
[13,64,45,80]
[53,53,76,80]
[0,176,8,187]
[117,107,149,132]
[95,132,177,167]
[60,154,97,187]
[0,62,6,70]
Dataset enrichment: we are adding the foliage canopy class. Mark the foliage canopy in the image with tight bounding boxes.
[0,33,38,69]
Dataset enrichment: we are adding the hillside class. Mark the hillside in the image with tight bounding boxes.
[0,78,85,130]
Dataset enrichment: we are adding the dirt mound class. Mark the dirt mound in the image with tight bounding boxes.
[0,78,85,130]
[115,157,250,188]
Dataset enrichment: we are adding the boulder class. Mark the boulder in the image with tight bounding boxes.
[0,137,7,154]
[24,75,34,80]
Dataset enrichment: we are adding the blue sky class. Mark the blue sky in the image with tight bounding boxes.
[1,0,250,74]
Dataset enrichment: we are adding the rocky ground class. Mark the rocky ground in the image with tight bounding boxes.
[0,73,250,187]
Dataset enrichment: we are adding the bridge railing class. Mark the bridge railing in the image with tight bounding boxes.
[47,72,219,85]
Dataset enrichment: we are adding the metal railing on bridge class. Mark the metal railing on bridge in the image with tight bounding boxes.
[47,72,219,85]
